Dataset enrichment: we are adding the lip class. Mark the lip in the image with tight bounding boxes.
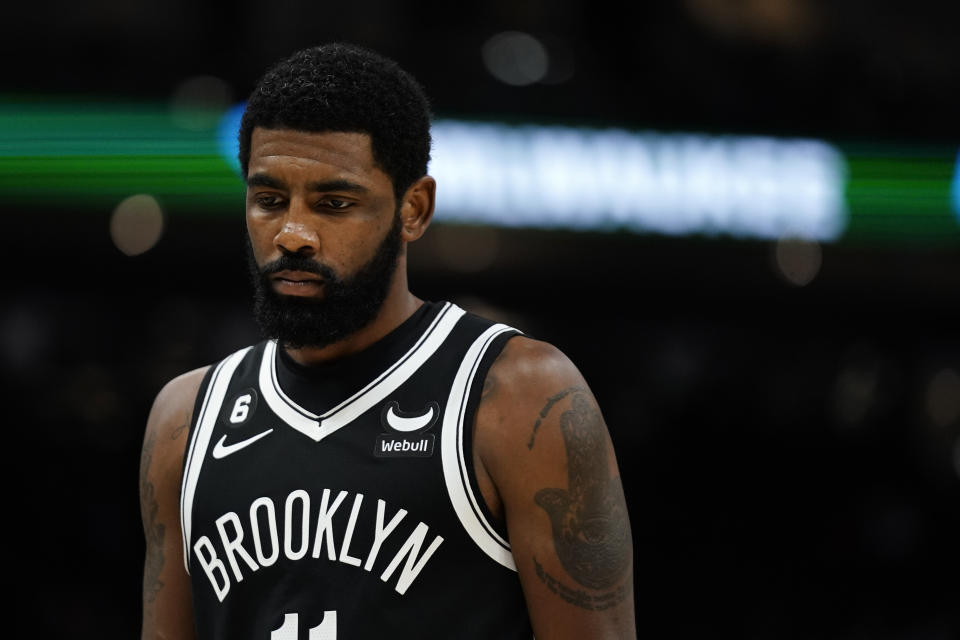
[271,270,323,283]
[270,270,324,296]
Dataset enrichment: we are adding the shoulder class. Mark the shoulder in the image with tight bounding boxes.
[141,366,211,482]
[147,367,211,437]
[482,335,595,413]
[475,335,604,469]
[142,342,262,466]
[493,335,581,378]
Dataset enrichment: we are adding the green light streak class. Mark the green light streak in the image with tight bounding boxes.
[0,98,242,212]
[843,150,959,245]
[1,96,958,245]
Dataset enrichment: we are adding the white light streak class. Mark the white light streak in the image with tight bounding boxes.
[429,120,848,241]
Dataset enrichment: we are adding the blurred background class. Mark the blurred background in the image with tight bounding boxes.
[3,0,959,637]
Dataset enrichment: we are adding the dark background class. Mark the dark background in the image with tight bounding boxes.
[4,1,959,637]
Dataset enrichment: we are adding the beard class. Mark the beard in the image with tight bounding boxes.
[246,213,403,349]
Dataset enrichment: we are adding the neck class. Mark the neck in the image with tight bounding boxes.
[282,263,421,367]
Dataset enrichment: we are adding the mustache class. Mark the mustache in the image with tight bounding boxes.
[259,254,339,282]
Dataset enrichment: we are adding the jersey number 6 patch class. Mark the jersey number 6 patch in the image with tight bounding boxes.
[270,611,336,639]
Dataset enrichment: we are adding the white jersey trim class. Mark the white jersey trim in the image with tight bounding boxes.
[179,346,252,572]
[441,323,518,571]
[259,302,467,442]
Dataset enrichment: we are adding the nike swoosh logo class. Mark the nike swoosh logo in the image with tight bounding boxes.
[385,405,435,432]
[212,429,274,459]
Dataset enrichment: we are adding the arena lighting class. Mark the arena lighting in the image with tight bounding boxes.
[952,149,960,220]
[429,120,847,240]
[2,97,959,245]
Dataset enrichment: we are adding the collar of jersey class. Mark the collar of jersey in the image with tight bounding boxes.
[258,301,465,442]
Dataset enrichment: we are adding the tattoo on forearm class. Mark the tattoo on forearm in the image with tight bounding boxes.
[533,392,631,592]
[140,428,166,603]
[534,557,628,611]
[527,386,587,450]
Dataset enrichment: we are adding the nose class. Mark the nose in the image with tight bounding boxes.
[274,201,319,256]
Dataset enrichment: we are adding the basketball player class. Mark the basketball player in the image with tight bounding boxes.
[140,44,635,639]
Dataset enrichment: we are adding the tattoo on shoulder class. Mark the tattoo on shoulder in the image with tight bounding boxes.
[527,385,587,450]
[532,391,632,606]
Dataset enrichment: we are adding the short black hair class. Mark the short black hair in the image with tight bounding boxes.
[239,43,432,201]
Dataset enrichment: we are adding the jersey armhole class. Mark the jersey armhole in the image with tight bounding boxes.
[180,364,217,481]
[460,330,521,543]
[178,345,256,572]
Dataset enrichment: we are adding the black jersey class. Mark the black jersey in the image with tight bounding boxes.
[179,301,533,639]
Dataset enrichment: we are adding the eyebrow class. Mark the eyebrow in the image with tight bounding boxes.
[246,173,369,194]
[246,173,285,190]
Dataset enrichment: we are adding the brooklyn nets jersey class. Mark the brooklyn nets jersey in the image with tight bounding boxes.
[179,301,533,639]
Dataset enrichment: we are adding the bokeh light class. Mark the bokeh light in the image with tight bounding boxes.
[773,236,822,286]
[109,194,164,256]
[482,32,549,86]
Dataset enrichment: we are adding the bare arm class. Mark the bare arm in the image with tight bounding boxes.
[474,338,635,639]
[140,367,209,639]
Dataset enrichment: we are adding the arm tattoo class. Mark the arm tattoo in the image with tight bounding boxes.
[140,428,166,603]
[527,386,587,450]
[533,557,629,611]
[533,392,631,596]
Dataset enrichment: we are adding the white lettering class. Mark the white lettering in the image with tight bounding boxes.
[215,511,259,582]
[380,523,444,595]
[199,489,445,602]
[364,500,407,571]
[194,535,230,602]
[284,490,310,560]
[379,438,430,453]
[338,493,364,567]
[311,489,348,560]
[249,496,280,566]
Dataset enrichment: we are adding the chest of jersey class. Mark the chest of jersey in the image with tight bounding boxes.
[179,303,531,639]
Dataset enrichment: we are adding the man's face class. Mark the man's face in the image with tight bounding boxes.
[244,128,403,348]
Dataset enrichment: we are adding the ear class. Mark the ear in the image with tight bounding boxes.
[398,176,436,242]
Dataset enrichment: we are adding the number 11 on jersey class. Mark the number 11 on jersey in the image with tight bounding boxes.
[270,611,337,639]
